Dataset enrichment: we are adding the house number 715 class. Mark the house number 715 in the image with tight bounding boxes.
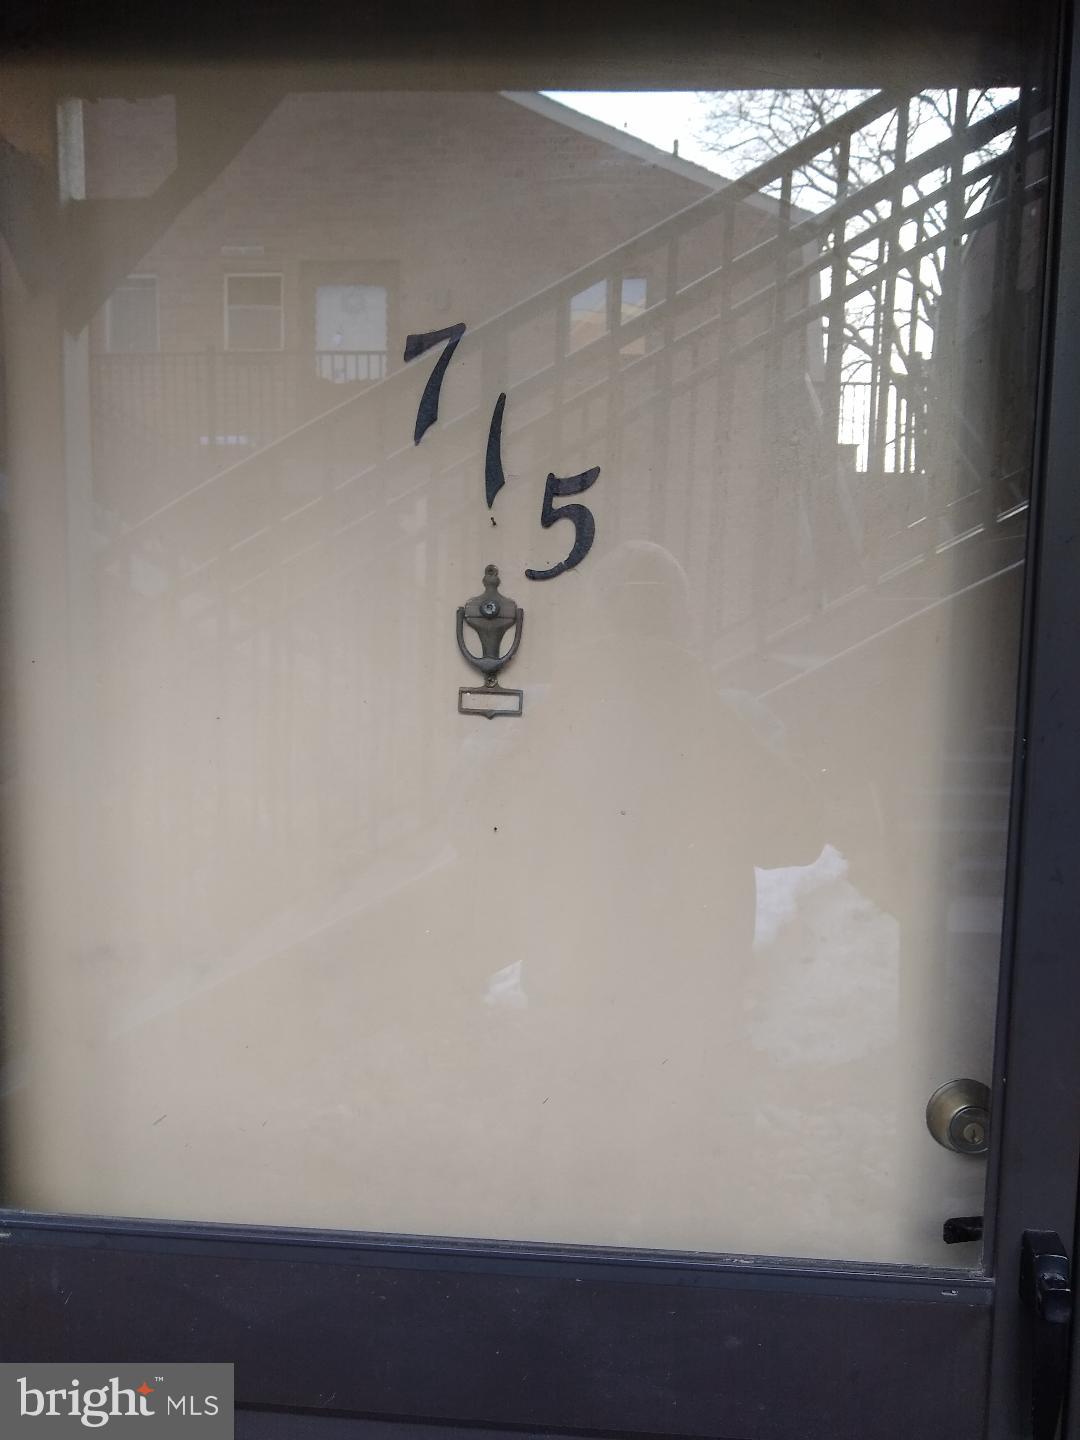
[404,323,602,579]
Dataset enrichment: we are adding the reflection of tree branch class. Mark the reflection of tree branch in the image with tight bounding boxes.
[694,84,1019,466]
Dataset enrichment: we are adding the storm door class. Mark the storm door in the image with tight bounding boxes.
[1,3,1079,1437]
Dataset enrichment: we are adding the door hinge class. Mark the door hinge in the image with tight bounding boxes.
[1020,1230,1073,1440]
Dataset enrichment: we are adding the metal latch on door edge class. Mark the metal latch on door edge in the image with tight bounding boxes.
[1020,1230,1073,1440]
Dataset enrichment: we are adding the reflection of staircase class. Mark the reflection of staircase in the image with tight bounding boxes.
[921,726,1014,932]
[98,84,1047,683]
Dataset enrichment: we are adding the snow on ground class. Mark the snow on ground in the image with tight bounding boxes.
[749,845,899,1066]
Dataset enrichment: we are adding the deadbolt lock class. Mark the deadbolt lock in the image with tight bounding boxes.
[926,1078,991,1156]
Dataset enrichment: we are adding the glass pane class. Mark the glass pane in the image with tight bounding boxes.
[106,276,158,353]
[225,274,283,350]
[0,54,1052,1265]
[569,278,608,349]
[315,283,388,382]
[227,274,283,308]
[315,284,387,352]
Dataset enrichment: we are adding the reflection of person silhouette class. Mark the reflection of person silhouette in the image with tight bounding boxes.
[488,540,825,1244]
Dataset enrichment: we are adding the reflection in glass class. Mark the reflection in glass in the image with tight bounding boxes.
[0,73,1050,1263]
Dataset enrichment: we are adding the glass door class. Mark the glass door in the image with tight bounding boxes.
[1,3,1078,1436]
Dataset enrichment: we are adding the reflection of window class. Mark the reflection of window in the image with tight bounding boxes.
[569,280,607,351]
[569,277,647,352]
[315,284,388,382]
[620,276,647,323]
[619,276,647,357]
[225,274,283,351]
[106,275,159,353]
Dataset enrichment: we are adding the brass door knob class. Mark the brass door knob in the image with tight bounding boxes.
[926,1079,991,1156]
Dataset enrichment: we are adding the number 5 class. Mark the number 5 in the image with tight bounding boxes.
[525,466,601,581]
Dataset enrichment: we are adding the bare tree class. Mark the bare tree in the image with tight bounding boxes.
[694,88,1017,473]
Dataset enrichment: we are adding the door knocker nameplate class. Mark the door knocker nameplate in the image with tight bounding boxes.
[456,565,524,718]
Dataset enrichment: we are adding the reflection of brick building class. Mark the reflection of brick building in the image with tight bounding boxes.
[85,91,791,520]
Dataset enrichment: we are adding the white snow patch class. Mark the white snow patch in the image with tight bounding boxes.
[484,959,529,1010]
[749,845,899,1066]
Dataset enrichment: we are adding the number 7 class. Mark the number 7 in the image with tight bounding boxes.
[525,467,601,581]
[403,323,466,445]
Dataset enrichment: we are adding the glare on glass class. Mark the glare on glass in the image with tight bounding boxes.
[0,78,1049,1264]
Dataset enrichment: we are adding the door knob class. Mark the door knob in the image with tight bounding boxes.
[925,1078,991,1155]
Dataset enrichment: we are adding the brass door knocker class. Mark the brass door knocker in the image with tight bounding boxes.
[456,565,524,717]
